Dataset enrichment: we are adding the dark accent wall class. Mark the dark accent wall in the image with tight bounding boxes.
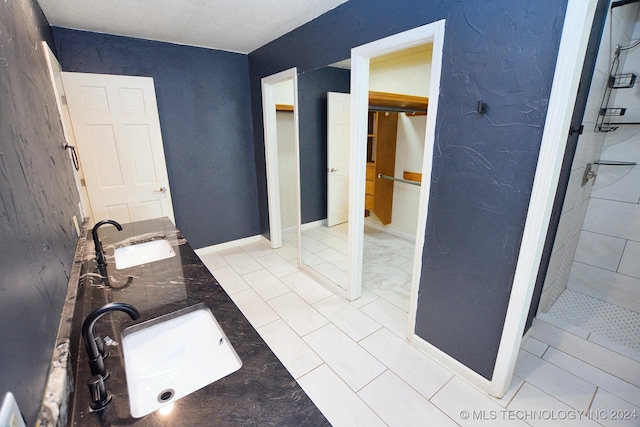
[297,67,350,224]
[52,28,258,249]
[249,0,567,380]
[0,0,81,423]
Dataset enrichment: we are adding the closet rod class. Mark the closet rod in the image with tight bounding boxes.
[377,173,421,186]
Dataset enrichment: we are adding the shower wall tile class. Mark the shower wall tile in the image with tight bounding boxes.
[582,70,607,126]
[551,208,573,256]
[573,230,626,271]
[583,198,640,241]
[600,133,640,161]
[567,262,640,312]
[591,165,640,203]
[537,0,638,315]
[618,240,640,279]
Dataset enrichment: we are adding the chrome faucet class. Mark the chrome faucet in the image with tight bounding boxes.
[82,302,140,379]
[92,220,122,268]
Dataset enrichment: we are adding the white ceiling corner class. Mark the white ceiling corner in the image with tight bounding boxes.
[37,0,349,54]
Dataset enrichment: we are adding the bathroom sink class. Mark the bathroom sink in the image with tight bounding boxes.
[114,239,176,269]
[121,303,242,418]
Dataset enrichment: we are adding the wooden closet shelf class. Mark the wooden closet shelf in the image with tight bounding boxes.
[368,91,428,112]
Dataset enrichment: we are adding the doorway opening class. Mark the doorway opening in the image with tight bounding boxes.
[537,0,640,356]
[347,23,446,328]
[261,68,301,252]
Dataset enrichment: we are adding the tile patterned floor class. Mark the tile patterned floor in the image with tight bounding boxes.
[301,223,414,312]
[196,237,640,426]
[547,289,640,352]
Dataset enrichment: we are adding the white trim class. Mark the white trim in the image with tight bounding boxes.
[41,42,89,219]
[261,68,301,249]
[349,23,445,307]
[407,20,445,347]
[489,0,598,397]
[194,234,263,256]
[300,218,327,230]
[411,335,491,392]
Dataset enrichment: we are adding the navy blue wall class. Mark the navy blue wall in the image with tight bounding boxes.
[298,67,350,223]
[250,0,567,380]
[0,0,81,423]
[52,28,258,249]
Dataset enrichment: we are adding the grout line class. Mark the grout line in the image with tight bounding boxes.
[617,238,628,273]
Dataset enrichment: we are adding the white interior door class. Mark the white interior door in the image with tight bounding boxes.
[61,72,175,225]
[327,92,351,227]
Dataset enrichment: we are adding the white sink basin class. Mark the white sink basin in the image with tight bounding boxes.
[114,239,176,269]
[121,303,242,418]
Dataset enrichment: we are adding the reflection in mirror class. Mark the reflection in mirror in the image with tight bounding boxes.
[272,79,299,259]
[297,44,433,310]
[297,64,351,291]
[360,44,432,313]
[262,70,300,260]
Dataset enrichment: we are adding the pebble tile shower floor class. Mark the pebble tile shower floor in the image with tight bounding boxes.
[547,289,640,352]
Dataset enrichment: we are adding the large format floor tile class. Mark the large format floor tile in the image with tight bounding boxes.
[201,231,639,425]
[303,324,386,391]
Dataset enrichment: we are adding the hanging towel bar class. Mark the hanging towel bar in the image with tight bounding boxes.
[377,173,421,186]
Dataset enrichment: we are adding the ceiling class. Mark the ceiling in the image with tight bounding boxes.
[37,0,349,54]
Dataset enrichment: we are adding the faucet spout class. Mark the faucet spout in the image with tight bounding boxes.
[92,220,122,268]
[82,302,140,378]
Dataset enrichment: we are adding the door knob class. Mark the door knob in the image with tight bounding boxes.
[328,168,338,172]
[153,186,166,193]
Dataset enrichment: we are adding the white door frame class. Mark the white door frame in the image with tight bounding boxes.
[41,42,89,223]
[261,68,301,249]
[348,0,596,398]
[486,0,598,397]
[347,21,445,304]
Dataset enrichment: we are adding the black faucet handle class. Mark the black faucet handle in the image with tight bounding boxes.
[88,374,112,411]
[94,335,109,359]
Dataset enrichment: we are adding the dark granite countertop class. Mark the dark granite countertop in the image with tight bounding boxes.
[68,218,329,426]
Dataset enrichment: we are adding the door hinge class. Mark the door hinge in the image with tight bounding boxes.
[61,95,67,105]
[569,125,584,136]
[80,178,86,187]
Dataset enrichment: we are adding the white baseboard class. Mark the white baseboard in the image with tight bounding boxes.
[301,219,327,230]
[194,234,263,256]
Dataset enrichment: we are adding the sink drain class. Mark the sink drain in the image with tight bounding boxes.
[157,389,175,403]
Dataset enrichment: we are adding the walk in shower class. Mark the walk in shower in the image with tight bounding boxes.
[538,0,640,356]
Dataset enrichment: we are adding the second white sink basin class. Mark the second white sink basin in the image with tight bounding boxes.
[114,239,175,270]
[121,303,242,418]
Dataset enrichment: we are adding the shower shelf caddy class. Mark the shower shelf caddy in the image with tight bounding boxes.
[596,52,636,132]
